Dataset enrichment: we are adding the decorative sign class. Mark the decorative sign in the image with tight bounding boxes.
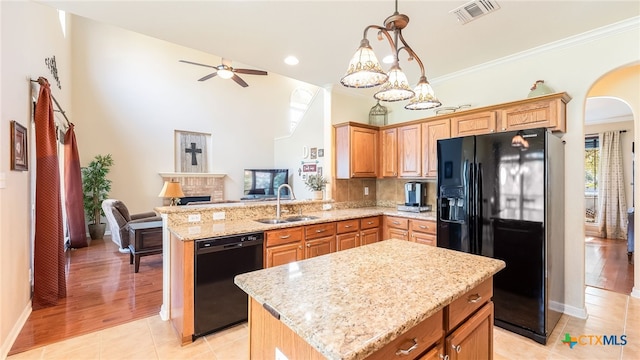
[175,130,210,173]
[45,56,61,90]
[303,164,317,172]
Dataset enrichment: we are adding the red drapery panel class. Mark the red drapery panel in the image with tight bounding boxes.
[33,77,66,309]
[64,123,87,248]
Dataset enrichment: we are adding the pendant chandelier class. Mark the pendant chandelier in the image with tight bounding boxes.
[340,0,442,110]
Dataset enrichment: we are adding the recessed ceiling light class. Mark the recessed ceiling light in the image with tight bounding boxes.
[284,56,299,65]
[382,55,394,64]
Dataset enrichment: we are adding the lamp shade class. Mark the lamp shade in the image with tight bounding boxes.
[404,78,442,110]
[158,181,184,199]
[340,39,388,88]
[374,65,414,102]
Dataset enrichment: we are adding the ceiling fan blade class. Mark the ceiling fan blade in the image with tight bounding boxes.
[198,72,218,81]
[179,60,217,69]
[234,69,268,76]
[231,74,249,87]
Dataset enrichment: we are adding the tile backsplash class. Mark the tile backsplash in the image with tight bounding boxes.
[333,178,437,208]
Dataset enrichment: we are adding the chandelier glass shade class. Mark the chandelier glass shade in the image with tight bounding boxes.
[341,0,441,110]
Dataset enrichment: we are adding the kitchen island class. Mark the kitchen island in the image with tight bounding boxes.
[235,239,505,360]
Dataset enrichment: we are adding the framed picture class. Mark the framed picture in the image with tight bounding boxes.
[11,120,28,171]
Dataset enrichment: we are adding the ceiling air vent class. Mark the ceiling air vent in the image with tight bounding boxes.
[450,0,500,24]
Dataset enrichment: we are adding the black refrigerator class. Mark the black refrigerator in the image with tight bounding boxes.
[437,128,564,345]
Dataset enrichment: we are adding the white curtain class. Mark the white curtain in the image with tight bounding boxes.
[597,131,627,239]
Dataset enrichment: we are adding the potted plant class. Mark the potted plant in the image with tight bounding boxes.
[304,174,328,200]
[82,154,114,240]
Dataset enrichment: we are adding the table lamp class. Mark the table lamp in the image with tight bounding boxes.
[158,181,184,206]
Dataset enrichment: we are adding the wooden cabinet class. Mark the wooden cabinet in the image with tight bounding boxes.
[380,127,398,177]
[422,119,451,178]
[384,216,409,241]
[499,93,569,133]
[265,227,304,268]
[445,302,494,360]
[336,216,381,250]
[409,219,437,246]
[451,111,497,137]
[335,123,379,179]
[304,223,336,259]
[398,124,422,177]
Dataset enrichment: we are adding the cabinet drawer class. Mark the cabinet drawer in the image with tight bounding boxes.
[411,232,436,246]
[366,310,443,360]
[305,223,336,240]
[445,278,493,332]
[266,227,303,247]
[385,216,409,230]
[360,216,380,230]
[337,219,360,234]
[410,219,436,235]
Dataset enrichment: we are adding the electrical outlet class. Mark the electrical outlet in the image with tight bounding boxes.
[364,186,369,196]
[188,214,201,222]
[322,203,332,210]
[213,212,225,220]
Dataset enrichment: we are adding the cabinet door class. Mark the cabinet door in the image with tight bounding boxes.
[380,128,398,177]
[351,126,379,177]
[398,124,422,177]
[388,227,409,241]
[446,302,494,360]
[305,236,336,259]
[360,227,380,246]
[500,97,565,132]
[411,232,436,246]
[422,119,451,178]
[336,232,359,251]
[266,242,303,268]
[418,343,444,360]
[451,111,497,137]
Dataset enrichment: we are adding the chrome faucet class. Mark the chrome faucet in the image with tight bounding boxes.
[276,184,296,219]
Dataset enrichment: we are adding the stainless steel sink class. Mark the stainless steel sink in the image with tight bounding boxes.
[284,216,319,222]
[255,218,290,224]
[254,215,319,224]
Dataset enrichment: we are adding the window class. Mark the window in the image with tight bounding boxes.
[289,88,314,133]
[585,136,599,223]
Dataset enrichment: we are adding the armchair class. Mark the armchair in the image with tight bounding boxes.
[101,199,161,253]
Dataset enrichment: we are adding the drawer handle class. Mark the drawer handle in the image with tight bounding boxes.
[395,338,419,356]
[367,221,373,225]
[468,294,482,303]
[316,229,326,233]
[452,344,461,353]
[279,234,291,239]
[419,225,428,229]
[392,221,400,225]
[306,243,311,248]
[344,225,352,228]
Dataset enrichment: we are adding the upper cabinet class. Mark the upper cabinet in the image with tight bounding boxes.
[451,111,497,137]
[397,124,422,177]
[380,128,398,177]
[334,123,379,179]
[499,93,570,133]
[422,119,451,178]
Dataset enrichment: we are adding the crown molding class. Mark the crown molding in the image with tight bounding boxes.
[432,16,640,84]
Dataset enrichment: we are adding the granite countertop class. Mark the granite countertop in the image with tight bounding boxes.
[168,207,437,241]
[235,240,505,360]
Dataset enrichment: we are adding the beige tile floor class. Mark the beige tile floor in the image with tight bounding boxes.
[8,287,639,360]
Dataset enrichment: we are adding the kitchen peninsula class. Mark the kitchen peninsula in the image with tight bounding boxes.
[235,239,505,360]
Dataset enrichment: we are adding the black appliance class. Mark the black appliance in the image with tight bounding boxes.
[194,232,264,338]
[437,128,564,344]
[404,181,428,207]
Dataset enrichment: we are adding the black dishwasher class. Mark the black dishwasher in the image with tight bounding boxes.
[194,232,263,338]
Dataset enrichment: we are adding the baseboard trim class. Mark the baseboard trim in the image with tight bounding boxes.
[631,286,640,299]
[159,304,169,321]
[563,304,589,319]
[1,300,32,359]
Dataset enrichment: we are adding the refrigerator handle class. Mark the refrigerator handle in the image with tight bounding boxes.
[476,163,483,255]
[468,162,476,254]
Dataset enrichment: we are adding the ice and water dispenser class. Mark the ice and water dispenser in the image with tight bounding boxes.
[440,186,465,222]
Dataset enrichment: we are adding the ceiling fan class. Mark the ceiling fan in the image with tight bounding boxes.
[179,58,268,87]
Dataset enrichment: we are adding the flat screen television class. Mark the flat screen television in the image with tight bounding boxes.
[242,169,290,200]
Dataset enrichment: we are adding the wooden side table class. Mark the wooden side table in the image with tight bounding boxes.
[128,221,163,273]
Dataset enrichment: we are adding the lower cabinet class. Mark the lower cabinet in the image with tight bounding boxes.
[265,227,304,268]
[384,216,409,241]
[336,216,381,251]
[304,223,336,259]
[445,302,493,360]
[409,219,437,246]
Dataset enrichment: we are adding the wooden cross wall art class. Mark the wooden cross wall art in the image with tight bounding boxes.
[175,130,210,173]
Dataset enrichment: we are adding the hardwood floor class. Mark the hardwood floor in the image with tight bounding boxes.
[585,236,634,294]
[8,236,163,356]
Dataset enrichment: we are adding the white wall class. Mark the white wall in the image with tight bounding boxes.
[371,18,640,315]
[0,2,72,357]
[70,16,316,212]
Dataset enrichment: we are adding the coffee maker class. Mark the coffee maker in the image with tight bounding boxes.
[398,181,431,212]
